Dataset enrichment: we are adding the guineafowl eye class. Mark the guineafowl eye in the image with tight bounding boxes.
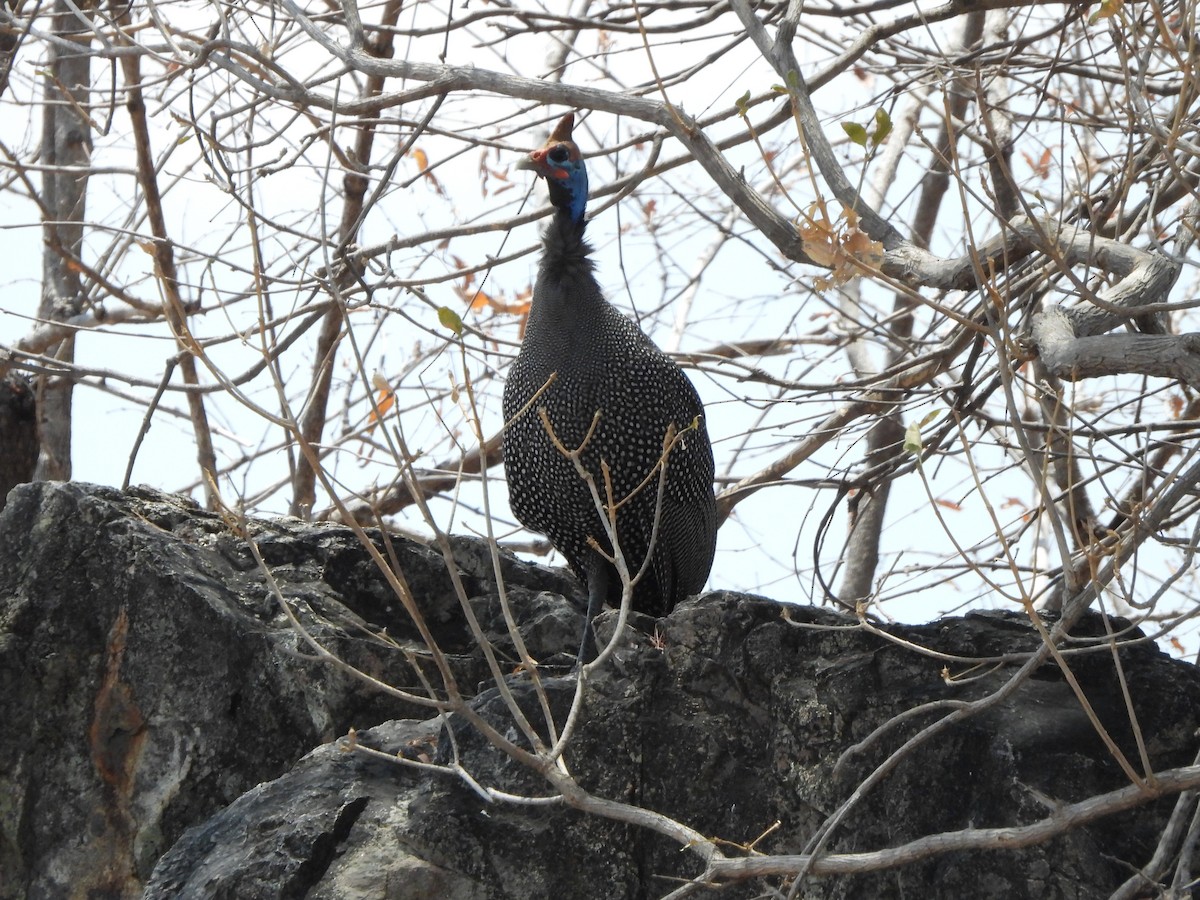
[548,145,570,164]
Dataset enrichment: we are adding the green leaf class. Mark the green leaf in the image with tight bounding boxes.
[842,122,869,147]
[735,90,752,117]
[438,305,463,336]
[873,108,893,145]
[904,420,924,455]
[1089,0,1123,22]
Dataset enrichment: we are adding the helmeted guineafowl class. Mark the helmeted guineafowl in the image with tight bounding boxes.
[503,112,717,661]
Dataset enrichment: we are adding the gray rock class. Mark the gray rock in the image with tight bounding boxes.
[1,482,1197,899]
[0,482,581,899]
[0,373,37,513]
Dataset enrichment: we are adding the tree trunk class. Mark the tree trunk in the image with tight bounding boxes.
[35,0,94,481]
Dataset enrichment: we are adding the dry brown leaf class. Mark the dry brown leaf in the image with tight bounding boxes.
[469,289,496,312]
[366,373,395,426]
[411,147,445,196]
[1022,147,1053,179]
[451,255,474,291]
[800,202,885,291]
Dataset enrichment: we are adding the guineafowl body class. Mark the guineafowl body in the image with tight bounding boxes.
[502,113,717,655]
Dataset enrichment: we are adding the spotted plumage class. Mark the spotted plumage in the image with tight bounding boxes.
[503,113,717,658]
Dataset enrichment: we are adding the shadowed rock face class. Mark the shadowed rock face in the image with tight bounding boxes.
[0,373,37,512]
[1,482,1197,900]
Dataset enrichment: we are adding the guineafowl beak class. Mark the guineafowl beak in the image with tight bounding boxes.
[515,152,546,174]
[515,146,572,185]
[516,113,578,179]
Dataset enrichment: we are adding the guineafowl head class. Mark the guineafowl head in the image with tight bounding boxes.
[516,113,588,224]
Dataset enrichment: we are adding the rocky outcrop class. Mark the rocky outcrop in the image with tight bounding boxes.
[0,373,37,512]
[0,481,577,899]
[1,482,1198,899]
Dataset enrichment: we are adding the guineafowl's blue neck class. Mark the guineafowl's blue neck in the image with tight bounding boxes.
[546,170,588,224]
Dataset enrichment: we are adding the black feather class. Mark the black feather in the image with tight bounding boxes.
[503,114,717,658]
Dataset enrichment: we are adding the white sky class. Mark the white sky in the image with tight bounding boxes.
[3,1,1198,658]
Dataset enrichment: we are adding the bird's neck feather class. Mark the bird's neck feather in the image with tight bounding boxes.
[540,207,593,270]
[526,209,608,339]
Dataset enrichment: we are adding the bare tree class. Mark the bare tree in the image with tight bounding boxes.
[34,0,94,479]
[2,0,1200,893]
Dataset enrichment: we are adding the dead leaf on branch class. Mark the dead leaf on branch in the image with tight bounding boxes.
[366,372,395,427]
[1022,147,1053,179]
[410,147,445,196]
[479,149,512,198]
[798,201,884,291]
[452,280,532,317]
